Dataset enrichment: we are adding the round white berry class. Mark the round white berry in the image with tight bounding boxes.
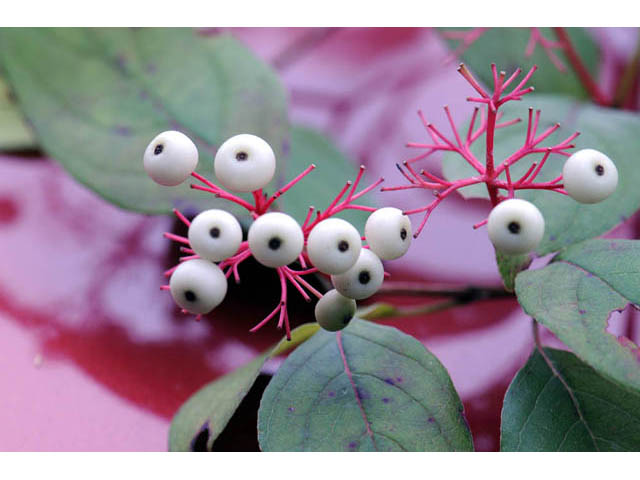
[307,218,362,274]
[314,289,357,332]
[188,209,243,262]
[169,259,228,314]
[364,207,412,260]
[248,212,304,267]
[143,131,198,186]
[487,198,545,255]
[214,134,276,193]
[331,249,384,300]
[562,149,618,204]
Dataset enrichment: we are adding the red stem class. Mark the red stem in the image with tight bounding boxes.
[553,27,609,106]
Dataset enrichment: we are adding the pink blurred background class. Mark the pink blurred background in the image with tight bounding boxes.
[1,27,638,451]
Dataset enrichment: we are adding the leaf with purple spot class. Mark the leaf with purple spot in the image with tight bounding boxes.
[515,238,640,392]
[257,319,473,451]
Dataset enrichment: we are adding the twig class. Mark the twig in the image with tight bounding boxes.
[612,29,640,108]
[552,27,609,106]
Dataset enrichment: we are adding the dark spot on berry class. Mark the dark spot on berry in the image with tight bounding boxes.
[209,227,220,238]
[235,151,248,161]
[184,290,197,302]
[338,240,349,252]
[595,164,605,176]
[154,144,163,155]
[400,228,407,241]
[358,271,370,284]
[343,314,353,325]
[268,237,281,250]
[508,221,520,234]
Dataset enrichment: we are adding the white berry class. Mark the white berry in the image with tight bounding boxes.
[143,131,198,186]
[314,289,357,332]
[562,149,618,204]
[188,209,243,262]
[487,198,545,255]
[307,218,362,274]
[248,212,304,267]
[364,207,412,260]
[331,249,384,300]
[214,134,276,192]
[169,259,228,314]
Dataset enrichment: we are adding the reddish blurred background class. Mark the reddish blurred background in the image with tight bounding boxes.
[1,27,638,451]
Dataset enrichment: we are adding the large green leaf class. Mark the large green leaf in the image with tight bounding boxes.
[0,28,288,214]
[501,348,640,451]
[169,323,319,452]
[279,125,375,231]
[441,95,640,255]
[0,76,35,151]
[257,319,473,451]
[515,239,640,392]
[443,28,598,99]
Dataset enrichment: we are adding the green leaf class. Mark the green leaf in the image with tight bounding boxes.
[441,95,640,255]
[0,76,36,151]
[443,28,598,99]
[501,348,640,451]
[168,322,319,452]
[280,125,375,231]
[515,238,640,392]
[257,319,473,451]
[0,28,288,214]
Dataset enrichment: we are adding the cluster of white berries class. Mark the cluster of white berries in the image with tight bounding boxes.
[487,149,618,255]
[143,131,412,334]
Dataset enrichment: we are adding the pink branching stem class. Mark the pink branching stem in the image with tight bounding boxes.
[173,208,191,227]
[388,63,580,237]
[473,219,488,230]
[303,166,380,234]
[263,164,316,211]
[525,28,567,72]
[189,172,256,212]
[552,27,610,106]
[442,28,489,63]
[163,232,189,245]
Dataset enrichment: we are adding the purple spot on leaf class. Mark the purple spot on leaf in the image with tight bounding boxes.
[282,139,290,156]
[428,417,435,423]
[396,377,403,383]
[328,391,336,398]
[384,378,394,385]
[115,54,127,71]
[356,387,369,400]
[348,441,357,450]
[549,235,556,241]
[579,309,586,315]
[114,126,131,136]
[382,397,390,404]
[288,406,295,412]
